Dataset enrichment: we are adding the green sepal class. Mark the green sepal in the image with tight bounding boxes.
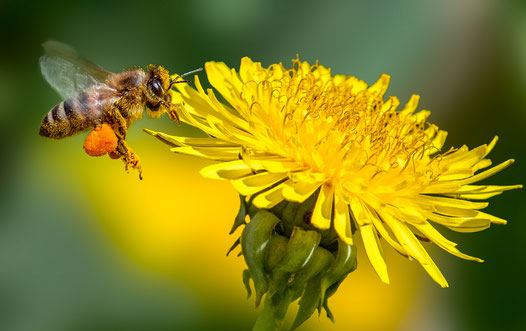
[266,234,289,270]
[290,194,317,229]
[289,246,334,291]
[319,241,357,311]
[245,195,262,218]
[241,210,281,307]
[248,204,261,218]
[268,227,321,295]
[243,269,253,299]
[321,280,342,323]
[263,230,336,330]
[290,248,335,330]
[270,199,289,219]
[226,237,241,256]
[323,241,357,286]
[279,201,300,235]
[231,195,248,234]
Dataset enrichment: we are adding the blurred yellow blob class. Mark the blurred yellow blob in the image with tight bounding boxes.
[35,137,421,330]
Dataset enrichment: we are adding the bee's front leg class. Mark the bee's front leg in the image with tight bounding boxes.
[165,99,183,125]
[160,94,184,125]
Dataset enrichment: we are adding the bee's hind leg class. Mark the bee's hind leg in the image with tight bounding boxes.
[114,139,143,180]
[107,106,143,180]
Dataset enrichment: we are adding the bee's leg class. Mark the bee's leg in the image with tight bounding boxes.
[107,106,143,180]
[114,139,143,180]
[107,106,129,139]
[167,104,181,124]
[165,99,183,125]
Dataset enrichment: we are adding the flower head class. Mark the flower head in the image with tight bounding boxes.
[147,57,520,288]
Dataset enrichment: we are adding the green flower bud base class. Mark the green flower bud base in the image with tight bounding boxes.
[229,193,358,331]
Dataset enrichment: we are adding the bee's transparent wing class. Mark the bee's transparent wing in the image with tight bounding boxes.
[40,41,113,100]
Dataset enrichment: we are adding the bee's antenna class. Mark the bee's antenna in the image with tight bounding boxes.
[169,67,203,89]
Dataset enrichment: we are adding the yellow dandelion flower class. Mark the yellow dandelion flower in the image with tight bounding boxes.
[147,57,520,289]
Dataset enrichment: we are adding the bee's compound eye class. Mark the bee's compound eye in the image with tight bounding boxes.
[149,79,164,97]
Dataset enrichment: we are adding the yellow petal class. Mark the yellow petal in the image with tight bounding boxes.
[311,184,334,230]
[380,96,400,116]
[368,74,390,97]
[171,146,239,161]
[200,160,253,180]
[447,192,503,200]
[147,132,238,148]
[413,110,431,123]
[459,159,515,185]
[485,136,498,155]
[437,169,476,181]
[381,211,448,287]
[426,130,448,155]
[431,205,479,218]
[239,57,258,82]
[333,194,353,245]
[425,212,491,232]
[473,159,492,172]
[172,87,229,139]
[438,145,489,180]
[290,170,327,184]
[446,223,491,233]
[205,114,262,147]
[429,184,521,195]
[174,76,220,120]
[367,206,406,255]
[360,224,390,284]
[282,181,321,203]
[401,94,420,115]
[349,197,369,226]
[415,195,489,210]
[414,223,483,262]
[248,158,305,173]
[349,197,390,283]
[231,172,288,196]
[205,88,250,130]
[251,182,286,208]
[205,61,243,107]
[474,211,507,225]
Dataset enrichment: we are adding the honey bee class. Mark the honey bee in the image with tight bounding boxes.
[39,41,201,179]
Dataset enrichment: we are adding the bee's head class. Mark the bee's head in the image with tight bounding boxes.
[146,65,170,97]
[145,65,202,120]
[144,65,171,119]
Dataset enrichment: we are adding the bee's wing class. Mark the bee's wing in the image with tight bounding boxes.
[40,41,113,100]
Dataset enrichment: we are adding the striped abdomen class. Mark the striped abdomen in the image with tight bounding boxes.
[39,86,118,139]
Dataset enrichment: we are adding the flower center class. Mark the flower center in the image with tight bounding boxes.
[240,59,441,187]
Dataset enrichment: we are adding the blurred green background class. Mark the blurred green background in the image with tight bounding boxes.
[1,0,525,330]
